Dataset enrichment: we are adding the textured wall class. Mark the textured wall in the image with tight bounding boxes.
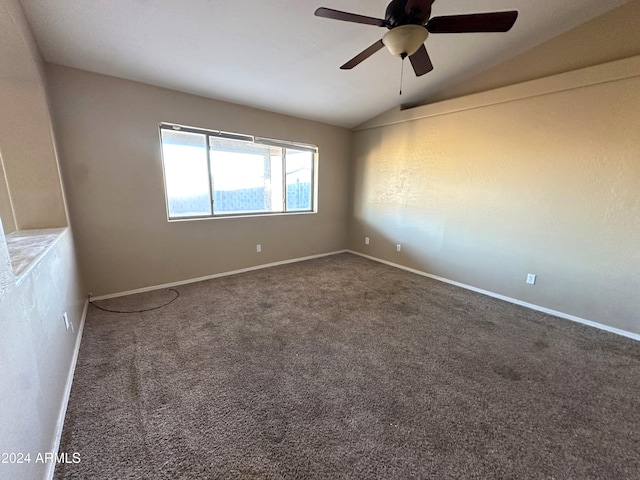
[349,57,640,334]
[0,2,85,480]
[0,229,85,480]
[46,65,351,297]
[0,217,12,296]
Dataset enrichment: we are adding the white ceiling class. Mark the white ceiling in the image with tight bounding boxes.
[19,0,631,128]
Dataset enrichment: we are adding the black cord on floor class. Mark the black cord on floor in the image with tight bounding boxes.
[89,288,180,314]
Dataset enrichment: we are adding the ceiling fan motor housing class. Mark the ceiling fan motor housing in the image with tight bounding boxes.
[385,0,434,28]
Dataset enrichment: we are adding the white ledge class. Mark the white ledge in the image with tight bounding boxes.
[6,227,67,280]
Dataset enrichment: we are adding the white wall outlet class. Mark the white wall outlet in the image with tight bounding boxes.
[63,312,70,331]
[365,237,369,245]
[256,244,261,253]
[526,273,536,285]
[396,243,402,252]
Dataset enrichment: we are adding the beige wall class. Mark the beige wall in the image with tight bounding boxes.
[0,0,67,230]
[349,56,640,334]
[426,0,640,104]
[46,65,352,297]
[0,153,15,235]
[0,2,85,480]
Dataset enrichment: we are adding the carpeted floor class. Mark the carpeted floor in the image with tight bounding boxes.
[55,253,640,479]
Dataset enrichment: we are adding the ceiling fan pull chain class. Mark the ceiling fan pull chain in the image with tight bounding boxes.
[399,53,406,95]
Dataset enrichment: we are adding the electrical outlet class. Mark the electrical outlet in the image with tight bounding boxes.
[396,243,402,252]
[526,273,536,285]
[256,244,261,253]
[63,312,70,331]
[365,237,369,245]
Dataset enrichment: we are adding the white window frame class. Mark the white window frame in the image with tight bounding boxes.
[159,123,318,221]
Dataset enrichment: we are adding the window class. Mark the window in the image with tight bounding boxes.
[159,124,317,220]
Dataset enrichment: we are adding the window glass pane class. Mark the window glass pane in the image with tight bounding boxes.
[160,124,317,220]
[210,137,282,215]
[161,130,211,218]
[285,148,313,211]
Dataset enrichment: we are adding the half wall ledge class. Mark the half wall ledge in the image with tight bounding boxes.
[6,227,67,279]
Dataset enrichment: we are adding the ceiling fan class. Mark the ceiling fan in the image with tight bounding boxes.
[315,0,518,77]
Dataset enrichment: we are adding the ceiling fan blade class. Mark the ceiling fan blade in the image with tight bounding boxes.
[427,11,518,33]
[315,7,387,27]
[340,39,385,70]
[409,44,433,77]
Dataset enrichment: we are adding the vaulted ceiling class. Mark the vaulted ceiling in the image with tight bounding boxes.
[19,0,633,128]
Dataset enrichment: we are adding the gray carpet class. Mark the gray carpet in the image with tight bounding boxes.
[55,253,640,479]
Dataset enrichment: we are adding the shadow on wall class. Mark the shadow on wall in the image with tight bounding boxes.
[347,57,640,334]
[351,209,444,275]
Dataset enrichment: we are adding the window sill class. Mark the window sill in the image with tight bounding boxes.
[167,210,317,222]
[6,227,67,280]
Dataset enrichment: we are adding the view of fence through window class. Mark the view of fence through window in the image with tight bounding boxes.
[160,125,315,219]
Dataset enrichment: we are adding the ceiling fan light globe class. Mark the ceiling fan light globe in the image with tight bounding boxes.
[382,24,429,57]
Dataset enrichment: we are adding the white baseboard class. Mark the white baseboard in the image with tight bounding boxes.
[91,250,349,301]
[46,298,89,480]
[348,250,640,342]
[89,248,639,342]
